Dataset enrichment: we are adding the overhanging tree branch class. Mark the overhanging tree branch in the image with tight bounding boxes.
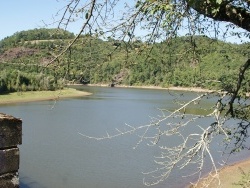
[187,0,250,32]
[46,0,96,67]
[50,0,250,186]
[226,59,250,117]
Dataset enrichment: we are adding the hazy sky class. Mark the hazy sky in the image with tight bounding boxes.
[0,0,65,40]
[0,1,249,44]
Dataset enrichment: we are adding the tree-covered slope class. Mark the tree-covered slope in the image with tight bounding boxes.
[0,28,74,49]
[0,28,249,94]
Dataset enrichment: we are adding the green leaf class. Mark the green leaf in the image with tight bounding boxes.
[216,0,222,4]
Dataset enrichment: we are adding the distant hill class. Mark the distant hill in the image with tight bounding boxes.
[0,28,249,93]
[0,28,74,49]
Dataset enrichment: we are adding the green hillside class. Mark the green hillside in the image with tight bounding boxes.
[0,28,249,94]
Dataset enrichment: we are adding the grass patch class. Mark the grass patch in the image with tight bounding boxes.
[0,88,91,104]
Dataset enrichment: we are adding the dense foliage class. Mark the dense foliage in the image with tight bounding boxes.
[0,28,74,49]
[0,28,74,94]
[0,28,249,94]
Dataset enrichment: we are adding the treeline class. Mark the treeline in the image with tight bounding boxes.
[0,70,64,94]
[0,28,249,94]
[61,35,249,92]
[0,28,74,94]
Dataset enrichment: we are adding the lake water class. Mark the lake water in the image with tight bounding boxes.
[0,86,249,188]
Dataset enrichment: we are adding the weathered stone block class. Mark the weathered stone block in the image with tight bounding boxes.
[0,113,22,148]
[0,172,19,188]
[0,148,19,175]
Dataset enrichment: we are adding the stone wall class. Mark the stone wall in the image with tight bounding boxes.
[0,113,22,188]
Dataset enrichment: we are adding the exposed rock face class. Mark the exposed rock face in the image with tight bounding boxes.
[0,47,39,61]
[0,113,22,188]
[111,69,129,86]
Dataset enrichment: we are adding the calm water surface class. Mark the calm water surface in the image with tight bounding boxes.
[0,86,249,188]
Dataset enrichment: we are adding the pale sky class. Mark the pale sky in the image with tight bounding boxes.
[0,0,66,40]
[0,1,249,44]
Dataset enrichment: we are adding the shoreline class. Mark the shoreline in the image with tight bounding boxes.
[189,157,250,187]
[85,84,215,93]
[0,84,215,105]
[0,88,91,105]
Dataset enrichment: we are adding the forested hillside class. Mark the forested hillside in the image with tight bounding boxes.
[0,28,249,94]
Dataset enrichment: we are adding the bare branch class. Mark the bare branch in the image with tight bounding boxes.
[46,0,97,67]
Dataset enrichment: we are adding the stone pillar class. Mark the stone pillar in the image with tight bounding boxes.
[0,113,22,188]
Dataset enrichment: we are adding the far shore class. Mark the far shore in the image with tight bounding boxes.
[0,88,91,105]
[0,84,215,105]
[82,83,216,93]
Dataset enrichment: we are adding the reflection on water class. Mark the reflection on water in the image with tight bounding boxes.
[0,86,248,188]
